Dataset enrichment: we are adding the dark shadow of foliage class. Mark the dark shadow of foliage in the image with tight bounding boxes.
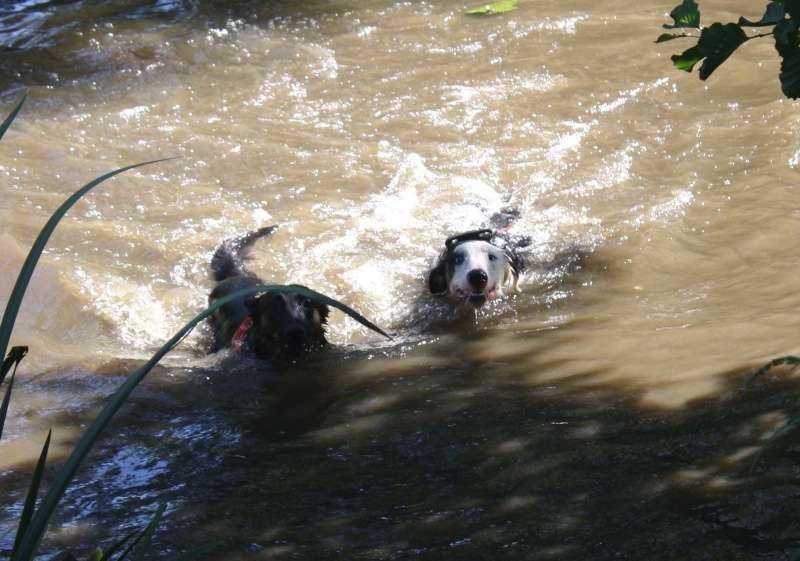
[7,344,800,561]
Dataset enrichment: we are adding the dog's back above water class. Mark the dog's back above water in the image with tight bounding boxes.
[208,226,329,360]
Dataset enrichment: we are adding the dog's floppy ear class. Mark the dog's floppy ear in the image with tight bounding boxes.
[502,249,523,293]
[502,263,521,293]
[316,300,331,325]
[244,293,262,315]
[428,252,449,296]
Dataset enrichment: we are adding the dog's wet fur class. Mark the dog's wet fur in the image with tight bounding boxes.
[428,213,526,308]
[208,226,329,360]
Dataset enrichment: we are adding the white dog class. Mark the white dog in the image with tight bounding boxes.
[427,229,523,308]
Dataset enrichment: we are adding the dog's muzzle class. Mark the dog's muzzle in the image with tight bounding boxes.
[466,269,489,305]
[467,269,488,290]
[281,325,309,357]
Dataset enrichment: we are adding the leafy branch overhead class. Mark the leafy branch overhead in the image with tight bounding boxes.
[658,0,800,99]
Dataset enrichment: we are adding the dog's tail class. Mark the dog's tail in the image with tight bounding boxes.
[211,225,278,282]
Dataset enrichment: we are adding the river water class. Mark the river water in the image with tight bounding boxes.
[1,0,800,559]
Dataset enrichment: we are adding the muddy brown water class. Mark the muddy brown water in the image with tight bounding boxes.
[2,0,800,559]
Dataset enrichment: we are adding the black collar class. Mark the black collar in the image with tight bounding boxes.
[444,229,494,249]
[442,228,525,274]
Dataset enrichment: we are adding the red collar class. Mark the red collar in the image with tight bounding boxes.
[495,220,514,235]
[231,316,252,354]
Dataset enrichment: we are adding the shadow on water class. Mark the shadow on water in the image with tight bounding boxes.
[6,337,800,561]
[195,357,800,561]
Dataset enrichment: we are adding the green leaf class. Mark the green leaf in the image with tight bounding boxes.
[656,32,690,43]
[773,17,800,98]
[671,45,704,71]
[664,0,700,29]
[739,2,785,26]
[697,22,749,80]
[774,18,798,58]
[779,43,800,98]
[85,548,103,561]
[783,0,800,21]
[467,0,517,15]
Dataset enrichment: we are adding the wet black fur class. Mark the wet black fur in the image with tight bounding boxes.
[208,226,329,360]
[427,248,459,296]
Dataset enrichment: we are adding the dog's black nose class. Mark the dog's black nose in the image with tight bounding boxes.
[467,269,488,290]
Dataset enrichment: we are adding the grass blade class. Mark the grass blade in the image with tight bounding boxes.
[0,158,174,362]
[11,283,386,561]
[109,509,219,561]
[0,346,27,440]
[278,284,392,340]
[98,530,139,561]
[0,368,14,440]
[132,504,166,561]
[0,92,26,141]
[11,429,51,558]
[113,525,149,561]
[1,345,27,386]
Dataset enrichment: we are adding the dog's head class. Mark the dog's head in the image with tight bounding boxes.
[245,289,330,359]
[428,229,522,308]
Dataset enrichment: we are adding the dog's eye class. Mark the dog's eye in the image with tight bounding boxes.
[488,254,497,261]
[301,298,314,309]
[454,256,464,265]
